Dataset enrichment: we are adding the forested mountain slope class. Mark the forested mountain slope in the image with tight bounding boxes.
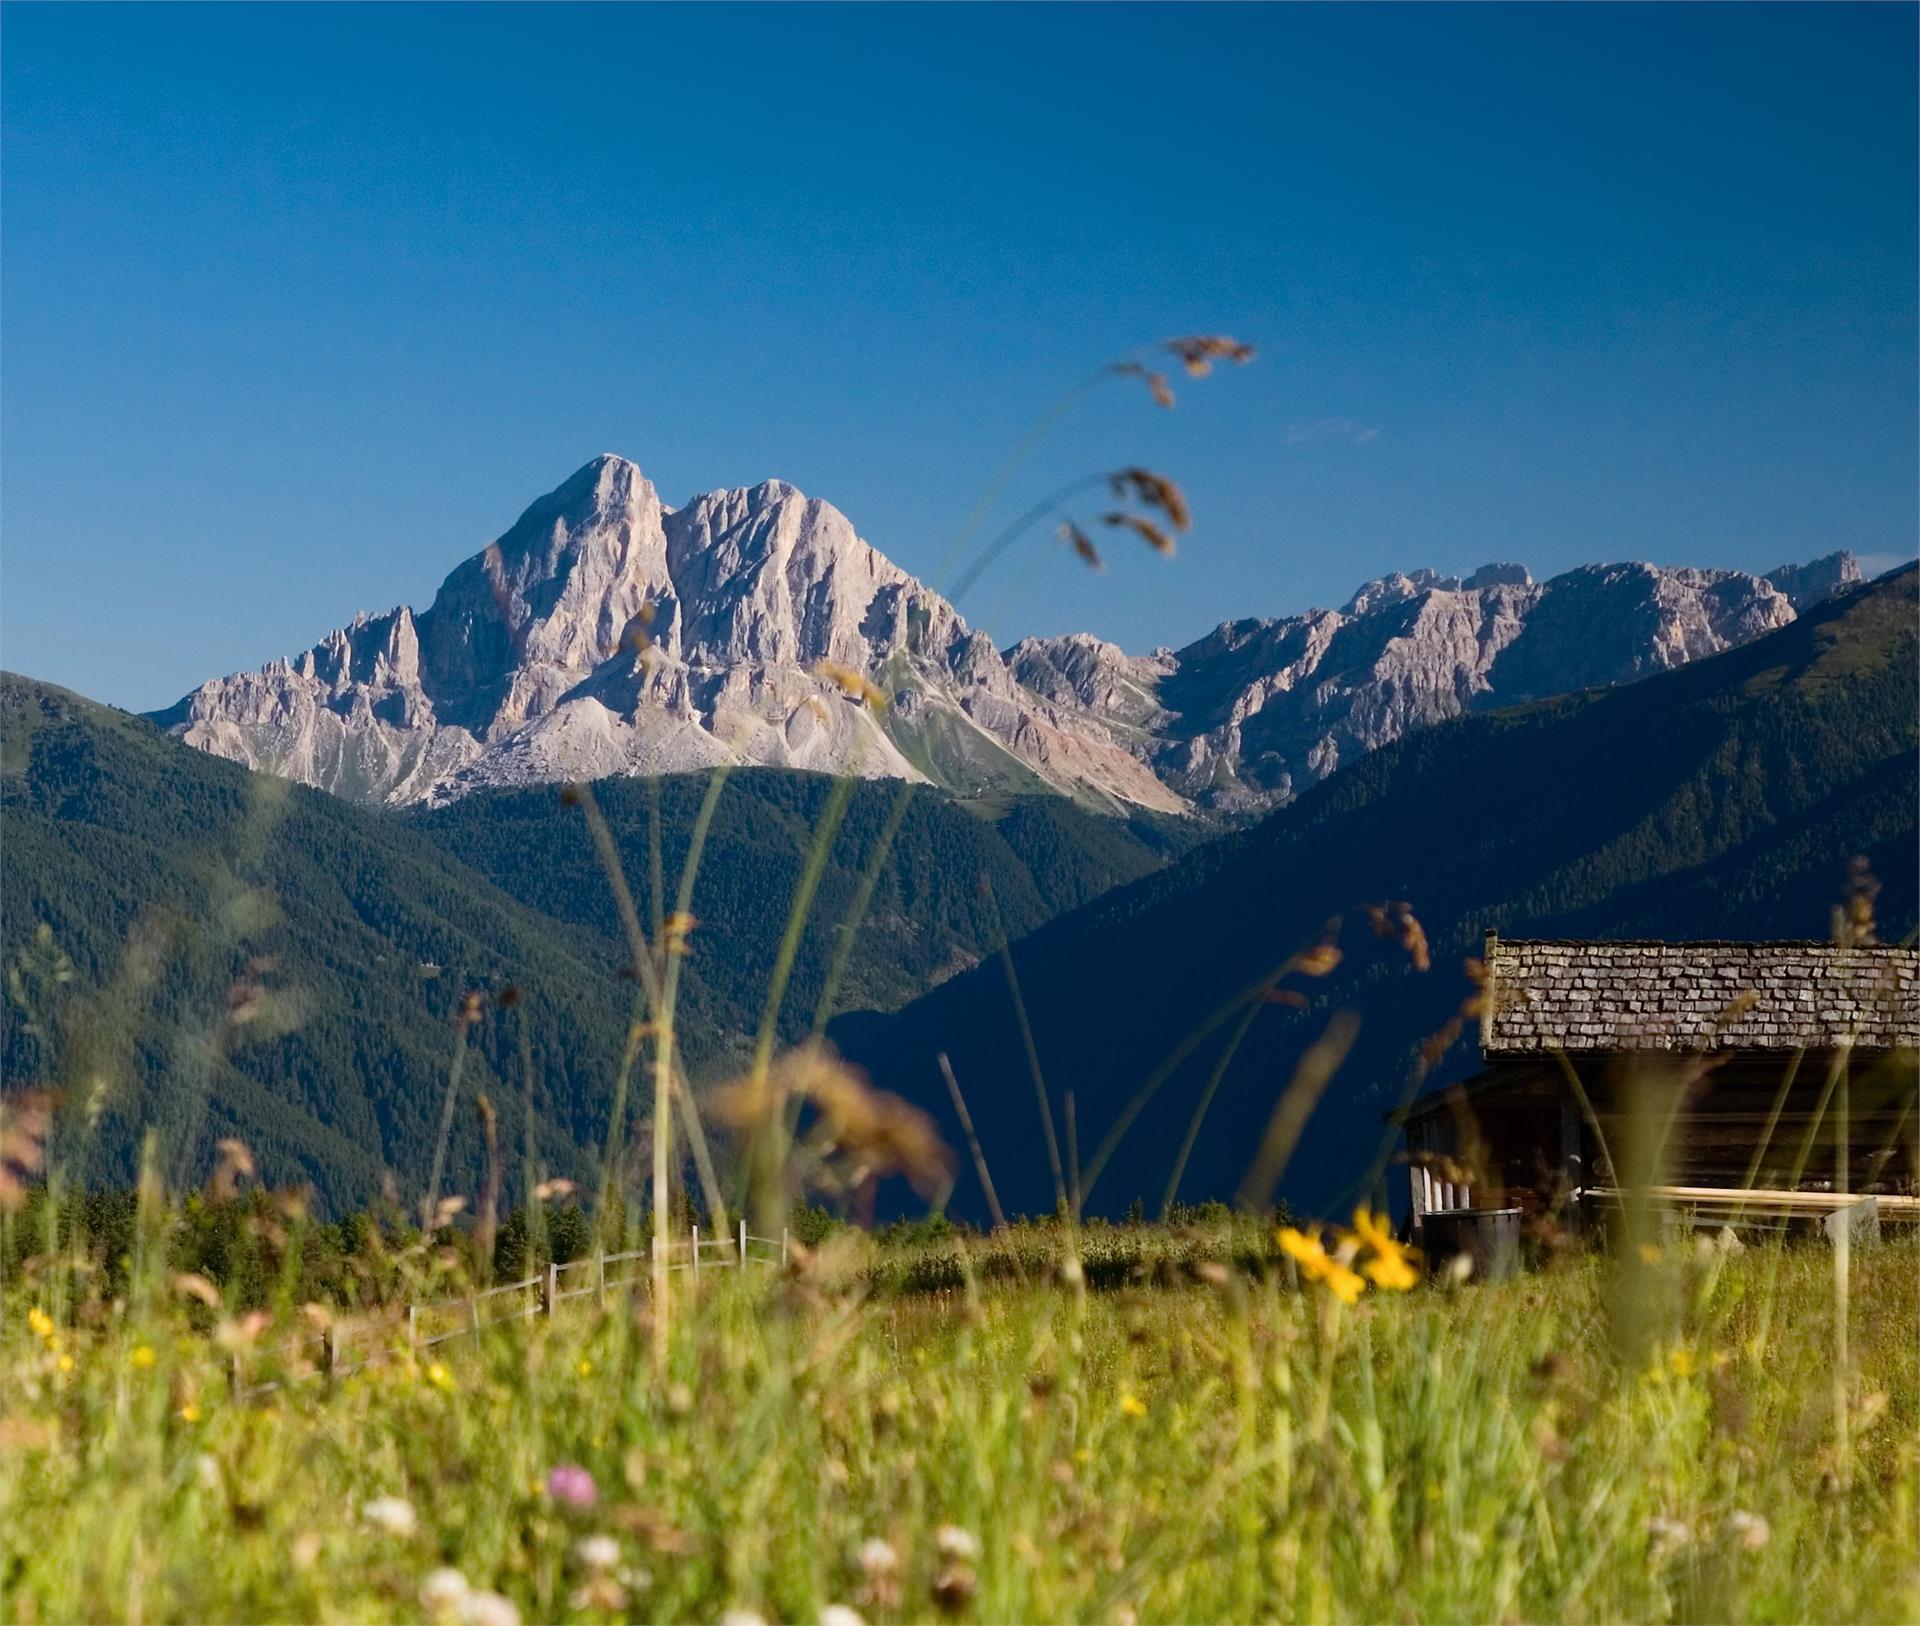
[2,676,624,1213]
[830,568,1920,1223]
[411,776,1194,1059]
[2,676,1190,1212]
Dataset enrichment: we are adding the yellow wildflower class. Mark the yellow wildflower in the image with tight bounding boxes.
[131,1345,157,1369]
[27,1306,53,1339]
[178,1403,201,1422]
[1120,1394,1148,1418]
[428,1362,455,1392]
[1277,1226,1366,1304]
[1353,1208,1422,1291]
[577,1359,594,1378]
[1277,1226,1328,1269]
[57,1353,74,1374]
[1322,1261,1366,1305]
[1668,1346,1696,1379]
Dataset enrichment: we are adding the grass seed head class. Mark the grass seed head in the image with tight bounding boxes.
[0,1091,53,1212]
[815,660,888,710]
[1101,513,1176,557]
[1059,521,1104,571]
[1165,334,1257,376]
[1110,361,1176,408]
[1109,467,1191,531]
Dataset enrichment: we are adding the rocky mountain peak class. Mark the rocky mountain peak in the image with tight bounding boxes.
[152,456,1860,821]
[1764,550,1861,611]
[1341,561,1535,618]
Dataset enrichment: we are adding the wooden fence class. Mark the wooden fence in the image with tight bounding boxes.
[241,1226,789,1393]
[1587,1185,1917,1241]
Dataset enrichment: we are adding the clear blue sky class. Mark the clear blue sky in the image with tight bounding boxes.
[4,2,1914,712]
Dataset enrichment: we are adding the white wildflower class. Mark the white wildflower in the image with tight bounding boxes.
[460,1590,521,1626]
[1647,1514,1693,1558]
[821,1608,867,1626]
[935,1524,981,1563]
[721,1612,769,1626]
[420,1568,471,1615]
[1727,1510,1771,1551]
[574,1535,621,1573]
[857,1537,898,1577]
[361,1495,418,1538]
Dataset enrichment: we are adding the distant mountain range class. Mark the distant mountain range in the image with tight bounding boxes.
[152,453,1862,817]
[831,566,1918,1223]
[7,448,1908,1221]
[3,566,1910,1217]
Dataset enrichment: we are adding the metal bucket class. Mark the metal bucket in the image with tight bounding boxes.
[1423,1207,1523,1282]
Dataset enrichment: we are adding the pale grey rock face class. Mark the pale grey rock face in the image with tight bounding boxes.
[1004,554,1853,817]
[153,456,1185,814]
[1763,551,1862,612]
[153,455,1853,821]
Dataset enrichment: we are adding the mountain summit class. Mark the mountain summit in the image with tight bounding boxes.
[153,455,1181,812]
[154,456,1860,814]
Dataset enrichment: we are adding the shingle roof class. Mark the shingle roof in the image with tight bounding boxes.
[1482,935,1920,1054]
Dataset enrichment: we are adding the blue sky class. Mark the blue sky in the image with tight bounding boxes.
[4,2,1914,712]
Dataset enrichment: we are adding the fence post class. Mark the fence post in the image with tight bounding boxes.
[325,1320,339,1379]
[468,1294,481,1338]
[781,1227,789,1267]
[545,1260,558,1317]
[692,1224,700,1277]
[1824,1195,1879,1247]
[596,1249,607,1309]
[739,1217,747,1266]
[406,1303,418,1354]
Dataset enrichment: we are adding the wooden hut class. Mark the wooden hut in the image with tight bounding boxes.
[1400,933,1920,1236]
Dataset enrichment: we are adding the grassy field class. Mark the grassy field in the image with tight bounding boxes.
[4,1222,1916,1624]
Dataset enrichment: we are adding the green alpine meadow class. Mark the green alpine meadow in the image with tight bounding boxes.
[4,5,1917,1623]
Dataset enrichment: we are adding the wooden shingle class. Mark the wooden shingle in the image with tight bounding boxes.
[1481,934,1919,1054]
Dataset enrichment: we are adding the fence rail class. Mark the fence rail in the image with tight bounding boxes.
[232,1228,789,1395]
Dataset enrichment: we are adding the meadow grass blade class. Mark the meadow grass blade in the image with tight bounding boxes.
[986,883,1066,1215]
[938,1051,1008,1233]
[421,1017,474,1233]
[1235,1009,1359,1212]
[1161,996,1264,1219]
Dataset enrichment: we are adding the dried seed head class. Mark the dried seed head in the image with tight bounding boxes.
[1392,903,1431,972]
[1295,942,1342,977]
[0,1091,54,1213]
[814,661,888,710]
[1059,521,1104,572]
[1110,361,1176,409]
[1164,334,1257,377]
[209,1137,257,1200]
[714,1043,954,1197]
[1108,468,1191,532]
[1101,512,1176,557]
[171,1272,222,1308]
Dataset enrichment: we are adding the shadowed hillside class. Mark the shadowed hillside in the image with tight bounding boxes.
[1,677,1192,1212]
[830,568,1920,1224]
